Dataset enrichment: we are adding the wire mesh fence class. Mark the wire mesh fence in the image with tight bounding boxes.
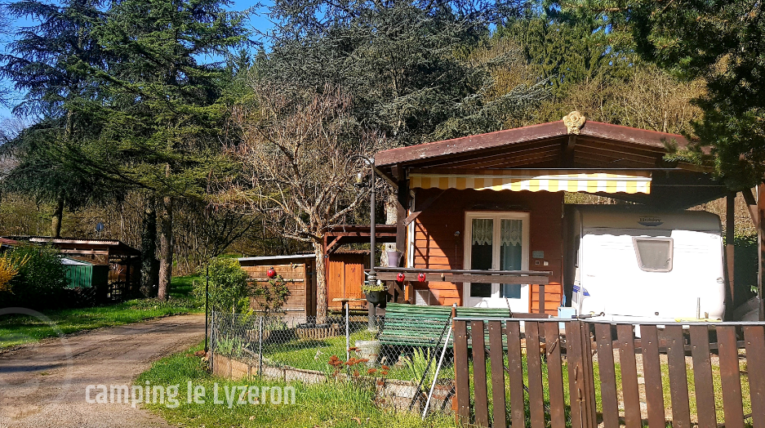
[209,310,457,413]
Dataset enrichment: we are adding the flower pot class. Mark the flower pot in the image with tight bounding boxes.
[355,340,381,367]
[365,290,386,305]
[386,250,402,267]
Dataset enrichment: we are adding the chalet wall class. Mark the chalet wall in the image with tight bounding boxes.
[412,188,564,314]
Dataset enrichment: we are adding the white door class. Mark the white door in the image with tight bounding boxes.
[463,212,530,311]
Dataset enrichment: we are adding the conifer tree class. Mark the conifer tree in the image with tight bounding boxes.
[0,0,110,237]
[89,0,248,299]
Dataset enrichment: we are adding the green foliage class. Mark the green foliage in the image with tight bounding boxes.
[361,282,386,292]
[564,0,765,188]
[194,258,251,313]
[216,335,245,357]
[139,343,456,428]
[261,0,548,147]
[0,245,68,309]
[402,347,436,384]
[0,274,202,349]
[252,275,290,314]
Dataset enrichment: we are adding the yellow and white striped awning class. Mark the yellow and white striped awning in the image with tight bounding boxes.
[409,170,651,194]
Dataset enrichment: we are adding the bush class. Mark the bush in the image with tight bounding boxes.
[193,257,251,313]
[0,245,68,309]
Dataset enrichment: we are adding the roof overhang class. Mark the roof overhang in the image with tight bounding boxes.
[374,120,724,209]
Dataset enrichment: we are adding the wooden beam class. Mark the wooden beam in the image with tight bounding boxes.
[726,192,736,317]
[759,183,765,321]
[396,178,409,255]
[403,189,446,226]
[563,135,576,167]
[376,271,549,285]
[325,236,344,255]
[743,187,759,228]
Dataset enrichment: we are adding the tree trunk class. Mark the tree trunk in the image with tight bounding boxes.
[51,197,64,238]
[140,195,158,297]
[157,195,174,301]
[313,240,327,324]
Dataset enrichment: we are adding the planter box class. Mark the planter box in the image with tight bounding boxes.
[231,359,250,380]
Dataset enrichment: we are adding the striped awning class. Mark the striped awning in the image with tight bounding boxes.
[409,170,652,194]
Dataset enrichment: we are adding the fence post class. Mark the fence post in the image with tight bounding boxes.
[345,303,350,361]
[258,315,264,377]
[453,319,470,424]
[209,311,215,371]
[566,320,597,428]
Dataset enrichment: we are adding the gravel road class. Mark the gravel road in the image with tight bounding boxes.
[0,314,205,428]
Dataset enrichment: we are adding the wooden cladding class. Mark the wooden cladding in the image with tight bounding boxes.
[454,320,765,428]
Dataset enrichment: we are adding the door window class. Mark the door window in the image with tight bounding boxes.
[500,219,523,298]
[470,218,494,297]
[465,213,529,305]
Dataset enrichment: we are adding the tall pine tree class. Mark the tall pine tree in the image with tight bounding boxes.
[0,0,111,237]
[87,0,248,299]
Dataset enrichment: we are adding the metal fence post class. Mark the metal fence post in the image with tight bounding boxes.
[209,311,215,371]
[345,304,350,361]
[258,315,264,377]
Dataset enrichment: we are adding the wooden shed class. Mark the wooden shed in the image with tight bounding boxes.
[239,254,317,318]
[6,236,140,301]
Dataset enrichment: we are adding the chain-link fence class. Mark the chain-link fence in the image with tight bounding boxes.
[210,310,457,414]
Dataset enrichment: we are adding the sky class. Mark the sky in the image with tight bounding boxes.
[0,0,274,121]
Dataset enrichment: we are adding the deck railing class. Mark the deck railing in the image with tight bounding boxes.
[370,267,552,309]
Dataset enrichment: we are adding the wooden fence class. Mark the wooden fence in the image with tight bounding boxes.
[453,318,765,428]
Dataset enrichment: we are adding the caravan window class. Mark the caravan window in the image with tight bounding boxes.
[633,237,673,272]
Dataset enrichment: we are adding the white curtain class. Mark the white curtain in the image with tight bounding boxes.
[471,219,493,246]
[500,220,523,247]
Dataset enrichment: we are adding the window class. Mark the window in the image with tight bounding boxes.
[633,237,673,272]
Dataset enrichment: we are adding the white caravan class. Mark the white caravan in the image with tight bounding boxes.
[569,206,725,323]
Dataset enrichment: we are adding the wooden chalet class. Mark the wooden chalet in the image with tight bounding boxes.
[371,114,753,316]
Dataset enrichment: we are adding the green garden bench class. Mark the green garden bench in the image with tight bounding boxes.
[379,303,513,348]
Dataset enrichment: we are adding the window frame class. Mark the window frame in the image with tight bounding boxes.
[632,236,674,272]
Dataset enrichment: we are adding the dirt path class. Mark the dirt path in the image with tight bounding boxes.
[0,314,205,428]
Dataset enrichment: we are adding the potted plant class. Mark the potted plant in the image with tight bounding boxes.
[362,282,387,305]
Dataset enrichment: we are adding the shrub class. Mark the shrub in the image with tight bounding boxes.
[0,245,68,309]
[194,257,251,313]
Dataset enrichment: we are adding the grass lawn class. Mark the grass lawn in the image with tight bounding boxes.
[138,342,456,428]
[0,274,204,349]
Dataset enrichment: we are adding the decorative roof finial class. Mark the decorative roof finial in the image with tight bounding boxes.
[563,111,586,134]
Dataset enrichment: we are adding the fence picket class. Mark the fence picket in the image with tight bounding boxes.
[544,322,565,428]
[489,321,507,428]
[472,321,489,427]
[666,325,692,428]
[454,320,471,424]
[640,325,666,428]
[744,326,765,428]
[617,325,641,428]
[718,326,745,428]
[594,323,619,428]
[689,325,716,428]
[506,321,526,428]
[526,322,545,428]
[566,321,589,428]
